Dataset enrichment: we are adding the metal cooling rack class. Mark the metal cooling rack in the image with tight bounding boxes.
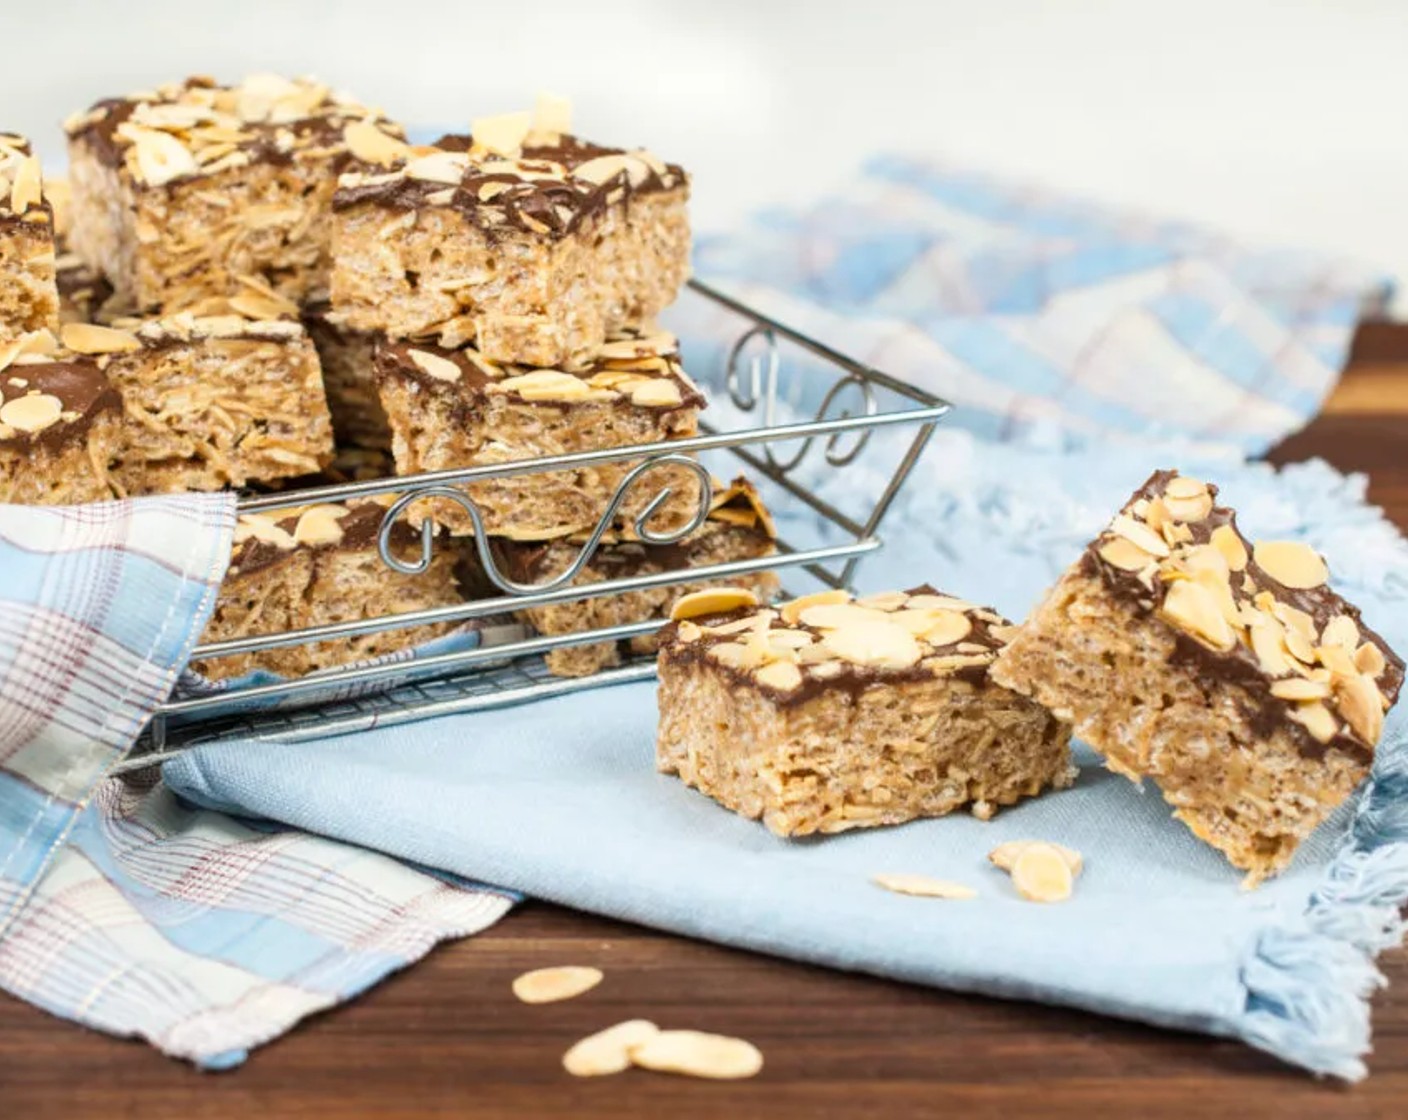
[120,278,951,770]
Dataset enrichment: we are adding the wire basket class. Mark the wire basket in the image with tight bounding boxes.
[122,279,951,768]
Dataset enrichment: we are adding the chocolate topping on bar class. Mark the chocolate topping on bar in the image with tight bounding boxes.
[0,351,120,450]
[1081,469,1403,761]
[230,500,420,578]
[64,75,403,189]
[0,132,50,226]
[374,324,705,412]
[332,101,686,241]
[659,585,1016,706]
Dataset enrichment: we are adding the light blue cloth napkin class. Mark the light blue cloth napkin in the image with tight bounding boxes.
[166,438,1408,1079]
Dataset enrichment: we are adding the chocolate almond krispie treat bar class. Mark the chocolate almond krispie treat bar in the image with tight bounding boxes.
[489,478,780,678]
[64,75,405,310]
[194,501,462,680]
[656,587,1075,837]
[991,470,1404,883]
[0,332,120,504]
[376,324,703,540]
[0,135,59,343]
[303,299,389,450]
[330,96,690,368]
[61,313,334,494]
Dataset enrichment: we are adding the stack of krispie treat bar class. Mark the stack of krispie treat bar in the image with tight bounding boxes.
[990,470,1404,883]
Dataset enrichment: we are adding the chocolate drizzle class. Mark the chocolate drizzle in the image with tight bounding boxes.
[0,359,121,451]
[659,585,1011,708]
[332,131,687,241]
[1082,469,1404,762]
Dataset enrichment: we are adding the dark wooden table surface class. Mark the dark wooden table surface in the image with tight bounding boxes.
[3,325,1407,1119]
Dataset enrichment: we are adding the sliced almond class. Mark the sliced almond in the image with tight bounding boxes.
[1010,843,1074,903]
[766,629,814,650]
[798,602,890,630]
[755,660,803,692]
[9,154,42,213]
[675,620,701,643]
[855,591,909,611]
[1210,524,1249,571]
[531,91,573,138]
[1289,701,1338,744]
[572,153,637,186]
[511,965,603,1005]
[1098,536,1156,572]
[1253,540,1328,590]
[292,505,348,546]
[1109,514,1170,558]
[872,873,976,899]
[407,348,462,383]
[472,111,532,156]
[1317,642,1358,678]
[905,593,977,612]
[1335,674,1385,746]
[1158,580,1236,651]
[499,369,590,401]
[1164,475,1209,500]
[1355,642,1387,678]
[61,322,141,354]
[671,587,759,621]
[821,619,923,670]
[1249,615,1292,677]
[628,1030,763,1080]
[563,1020,658,1077]
[988,841,1083,877]
[780,589,849,625]
[0,393,63,433]
[907,609,972,647]
[1320,615,1360,651]
[1163,488,1213,523]
[343,119,408,165]
[131,128,198,186]
[629,379,683,408]
[405,151,469,185]
[1270,678,1332,701]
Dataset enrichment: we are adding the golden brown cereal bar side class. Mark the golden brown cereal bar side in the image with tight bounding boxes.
[656,587,1074,836]
[0,135,59,343]
[375,328,704,540]
[990,469,1404,884]
[329,103,689,367]
[77,314,335,494]
[193,501,462,681]
[0,346,121,504]
[63,75,406,311]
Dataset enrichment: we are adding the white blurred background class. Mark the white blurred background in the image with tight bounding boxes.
[6,0,1406,309]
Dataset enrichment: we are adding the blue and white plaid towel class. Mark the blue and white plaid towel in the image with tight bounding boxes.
[0,156,1394,1068]
[0,498,511,1066]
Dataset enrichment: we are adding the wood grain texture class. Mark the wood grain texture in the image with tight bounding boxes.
[3,325,1408,1118]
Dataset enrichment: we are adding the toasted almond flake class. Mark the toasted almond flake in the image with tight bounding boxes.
[407,348,462,383]
[674,620,701,643]
[1289,701,1338,744]
[532,91,573,138]
[343,119,408,166]
[61,322,141,354]
[572,153,637,186]
[755,660,803,691]
[292,505,348,546]
[1158,580,1236,651]
[472,111,532,156]
[711,641,763,671]
[766,629,814,650]
[821,619,923,670]
[908,609,972,647]
[1320,615,1360,651]
[629,379,683,408]
[1249,616,1293,677]
[872,873,977,899]
[628,1030,763,1080]
[1335,674,1385,745]
[906,593,976,612]
[1109,515,1171,558]
[1010,843,1074,903]
[1271,678,1332,701]
[1164,475,1209,500]
[671,587,759,622]
[129,127,199,185]
[564,1020,659,1077]
[1209,525,1249,571]
[1355,642,1387,678]
[511,965,603,1004]
[9,155,42,213]
[0,393,63,433]
[498,369,590,401]
[1253,540,1328,590]
[855,591,909,611]
[234,514,297,550]
[1098,536,1156,571]
[1163,490,1213,523]
[780,589,849,624]
[799,602,890,630]
[405,151,468,185]
[1283,625,1317,666]
[988,841,1083,877]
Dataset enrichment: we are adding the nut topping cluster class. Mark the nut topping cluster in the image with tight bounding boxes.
[0,135,45,220]
[665,586,1014,696]
[1090,470,1400,749]
[388,325,701,410]
[64,74,402,189]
